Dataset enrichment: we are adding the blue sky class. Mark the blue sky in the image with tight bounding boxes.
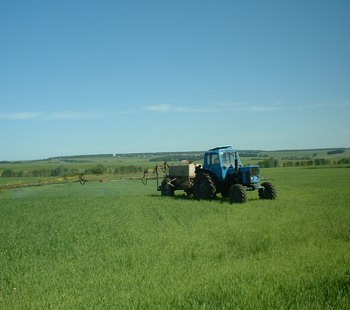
[1,0,349,160]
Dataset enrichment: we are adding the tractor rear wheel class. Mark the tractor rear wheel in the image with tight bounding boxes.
[194,174,216,200]
[258,182,277,200]
[229,184,247,204]
[161,178,175,196]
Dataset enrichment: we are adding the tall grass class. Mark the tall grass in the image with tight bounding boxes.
[1,168,350,309]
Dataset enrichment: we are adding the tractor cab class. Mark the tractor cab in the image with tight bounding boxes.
[203,146,261,189]
[203,146,242,181]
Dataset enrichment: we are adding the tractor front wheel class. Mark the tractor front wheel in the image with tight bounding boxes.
[229,184,247,204]
[161,178,175,196]
[194,174,216,200]
[258,182,277,200]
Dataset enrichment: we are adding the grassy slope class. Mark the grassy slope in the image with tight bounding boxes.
[1,168,350,309]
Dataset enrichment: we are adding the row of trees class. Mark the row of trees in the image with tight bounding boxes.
[258,157,350,168]
[257,158,280,168]
[283,158,350,167]
[84,164,144,175]
[2,158,350,178]
[1,164,145,178]
[327,149,345,155]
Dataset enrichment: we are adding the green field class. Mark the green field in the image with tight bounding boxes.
[1,167,350,309]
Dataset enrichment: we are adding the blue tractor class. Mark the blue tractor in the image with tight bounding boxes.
[157,146,277,203]
[193,146,277,203]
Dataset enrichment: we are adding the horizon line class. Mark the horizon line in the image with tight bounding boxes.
[0,146,348,162]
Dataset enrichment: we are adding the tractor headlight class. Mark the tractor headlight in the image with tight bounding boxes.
[250,167,260,184]
[251,175,259,183]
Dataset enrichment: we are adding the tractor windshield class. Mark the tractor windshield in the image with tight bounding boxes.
[221,151,242,167]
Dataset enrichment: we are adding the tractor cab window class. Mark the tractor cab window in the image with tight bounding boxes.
[221,152,241,167]
[205,154,220,166]
[212,154,220,165]
[221,153,230,166]
[206,152,241,167]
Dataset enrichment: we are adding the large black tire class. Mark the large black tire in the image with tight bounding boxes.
[160,178,175,196]
[194,173,216,200]
[229,184,247,204]
[258,182,277,200]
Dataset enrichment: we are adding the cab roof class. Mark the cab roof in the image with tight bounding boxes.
[208,146,236,152]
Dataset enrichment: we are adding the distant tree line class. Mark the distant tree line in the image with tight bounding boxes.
[281,156,314,160]
[337,158,350,165]
[327,149,345,155]
[149,155,203,162]
[84,164,107,175]
[1,164,145,178]
[257,158,280,168]
[2,158,350,178]
[282,158,350,167]
[114,165,143,174]
[239,152,268,157]
[1,166,78,178]
[257,157,350,168]
[47,154,114,160]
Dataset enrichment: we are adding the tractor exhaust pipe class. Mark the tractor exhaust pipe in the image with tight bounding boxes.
[234,151,239,172]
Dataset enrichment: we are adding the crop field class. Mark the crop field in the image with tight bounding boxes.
[1,166,350,309]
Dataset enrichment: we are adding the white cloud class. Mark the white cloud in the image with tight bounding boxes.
[145,104,205,113]
[293,102,350,110]
[247,105,281,112]
[144,103,214,113]
[145,104,175,112]
[0,112,38,120]
[315,102,350,108]
[219,102,281,112]
[43,111,100,120]
[145,102,280,113]
[0,111,101,121]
